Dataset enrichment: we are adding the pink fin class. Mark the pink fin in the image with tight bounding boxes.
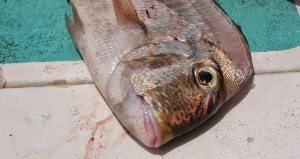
[112,0,146,30]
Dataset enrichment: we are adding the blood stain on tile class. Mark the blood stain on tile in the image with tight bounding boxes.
[247,137,255,143]
[84,115,114,159]
[50,80,68,87]
[43,65,56,73]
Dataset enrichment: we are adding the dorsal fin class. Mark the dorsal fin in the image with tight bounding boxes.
[112,0,146,31]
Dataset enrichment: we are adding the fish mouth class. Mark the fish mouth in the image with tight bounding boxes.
[118,88,162,147]
[139,95,162,147]
[108,64,162,147]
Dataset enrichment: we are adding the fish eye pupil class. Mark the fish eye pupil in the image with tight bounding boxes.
[199,71,213,86]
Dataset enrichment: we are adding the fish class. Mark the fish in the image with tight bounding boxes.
[65,0,254,148]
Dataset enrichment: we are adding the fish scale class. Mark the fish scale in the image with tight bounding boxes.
[66,0,253,147]
[157,0,212,37]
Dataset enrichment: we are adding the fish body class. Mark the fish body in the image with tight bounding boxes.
[66,0,253,147]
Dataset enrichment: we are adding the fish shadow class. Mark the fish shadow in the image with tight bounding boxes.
[135,75,255,155]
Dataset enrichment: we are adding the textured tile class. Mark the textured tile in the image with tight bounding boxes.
[1,72,300,159]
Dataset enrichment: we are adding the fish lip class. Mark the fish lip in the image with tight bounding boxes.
[140,96,162,148]
[112,63,162,147]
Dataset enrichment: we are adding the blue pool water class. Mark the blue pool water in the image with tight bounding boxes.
[0,0,299,63]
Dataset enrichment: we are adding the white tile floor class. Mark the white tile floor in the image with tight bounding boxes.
[1,50,300,159]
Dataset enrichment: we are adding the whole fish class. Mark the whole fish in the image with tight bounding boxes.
[66,0,253,147]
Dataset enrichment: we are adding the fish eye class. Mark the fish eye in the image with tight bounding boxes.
[194,65,220,90]
[199,70,213,86]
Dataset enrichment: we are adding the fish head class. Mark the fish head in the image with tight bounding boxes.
[108,38,251,147]
[66,0,253,148]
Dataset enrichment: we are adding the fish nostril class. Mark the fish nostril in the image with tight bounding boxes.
[199,71,213,86]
